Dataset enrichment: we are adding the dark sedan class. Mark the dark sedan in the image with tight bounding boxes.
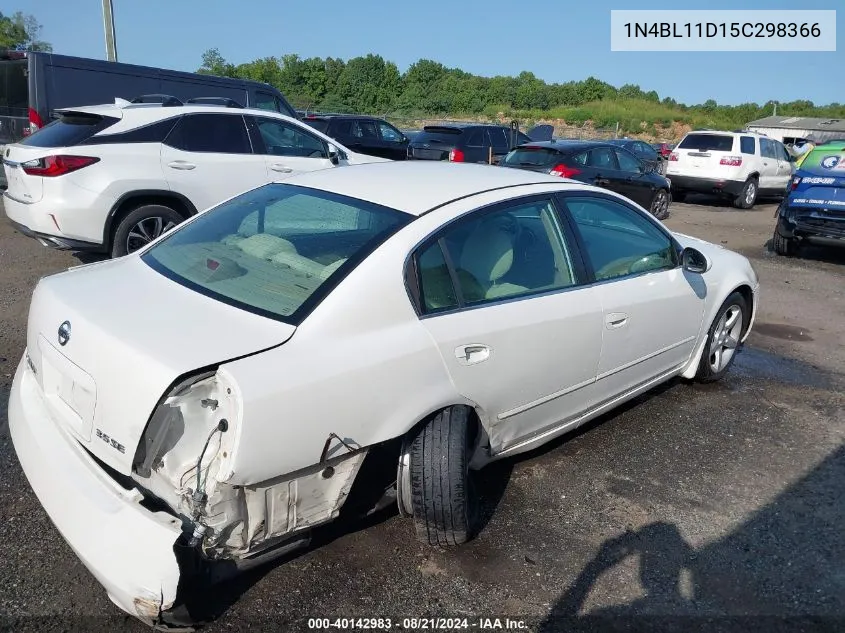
[605,138,665,174]
[500,140,672,219]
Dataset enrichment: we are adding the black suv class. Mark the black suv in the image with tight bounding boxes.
[407,123,532,164]
[301,114,409,160]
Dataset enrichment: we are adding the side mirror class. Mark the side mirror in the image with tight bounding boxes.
[327,142,340,165]
[681,247,711,274]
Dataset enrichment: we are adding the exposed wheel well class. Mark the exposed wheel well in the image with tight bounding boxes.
[732,284,754,335]
[104,193,196,249]
[747,172,760,181]
[341,404,484,519]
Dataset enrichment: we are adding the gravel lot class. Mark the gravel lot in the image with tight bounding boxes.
[1,195,844,632]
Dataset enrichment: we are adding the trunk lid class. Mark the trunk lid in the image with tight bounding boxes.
[408,126,462,160]
[26,256,295,475]
[669,132,741,178]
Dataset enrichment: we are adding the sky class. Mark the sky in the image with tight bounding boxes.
[19,0,845,107]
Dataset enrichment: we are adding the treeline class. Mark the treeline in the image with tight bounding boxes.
[198,49,845,134]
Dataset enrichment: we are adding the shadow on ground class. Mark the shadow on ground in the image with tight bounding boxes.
[537,442,845,632]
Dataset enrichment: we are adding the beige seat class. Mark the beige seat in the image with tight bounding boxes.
[459,216,528,301]
[236,233,298,260]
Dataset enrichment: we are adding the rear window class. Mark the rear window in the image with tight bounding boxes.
[142,184,412,324]
[19,113,119,148]
[413,127,463,145]
[797,148,845,174]
[303,118,329,133]
[502,147,562,168]
[678,134,734,152]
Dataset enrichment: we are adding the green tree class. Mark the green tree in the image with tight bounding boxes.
[0,11,51,51]
[197,48,235,77]
[334,54,401,113]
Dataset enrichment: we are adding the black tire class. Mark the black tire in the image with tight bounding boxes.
[733,178,758,209]
[649,188,670,220]
[695,291,748,383]
[408,406,478,546]
[672,190,687,203]
[772,229,798,256]
[111,204,184,258]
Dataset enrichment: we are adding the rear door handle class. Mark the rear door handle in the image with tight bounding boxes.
[454,344,491,365]
[270,164,294,173]
[605,312,628,329]
[168,160,196,170]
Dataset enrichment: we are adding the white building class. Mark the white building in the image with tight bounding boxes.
[746,116,845,145]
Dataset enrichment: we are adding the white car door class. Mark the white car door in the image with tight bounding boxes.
[160,112,269,212]
[247,115,336,178]
[559,194,705,399]
[758,138,780,191]
[413,196,605,453]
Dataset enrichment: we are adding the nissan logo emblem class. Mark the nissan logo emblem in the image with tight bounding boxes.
[58,320,71,346]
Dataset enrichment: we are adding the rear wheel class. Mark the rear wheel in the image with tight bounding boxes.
[649,189,670,219]
[111,204,184,258]
[696,292,748,383]
[772,229,798,256]
[733,178,758,209]
[407,406,478,546]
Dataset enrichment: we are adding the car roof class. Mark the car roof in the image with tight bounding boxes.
[60,102,309,135]
[302,114,380,120]
[515,140,616,152]
[278,161,580,216]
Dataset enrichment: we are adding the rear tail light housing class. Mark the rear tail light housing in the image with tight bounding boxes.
[24,108,44,137]
[549,164,581,178]
[448,148,464,162]
[719,156,743,167]
[669,152,679,161]
[21,155,100,177]
[791,176,801,190]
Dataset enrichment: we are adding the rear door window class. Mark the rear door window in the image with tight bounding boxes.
[678,134,734,152]
[255,92,281,112]
[166,113,252,154]
[466,129,486,147]
[587,147,619,170]
[740,136,756,155]
[19,113,119,148]
[353,120,379,140]
[615,149,642,173]
[760,138,777,159]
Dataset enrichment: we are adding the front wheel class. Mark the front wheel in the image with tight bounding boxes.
[111,204,184,258]
[695,292,748,383]
[407,406,478,546]
[649,188,670,219]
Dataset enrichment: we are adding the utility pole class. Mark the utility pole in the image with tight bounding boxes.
[102,0,118,61]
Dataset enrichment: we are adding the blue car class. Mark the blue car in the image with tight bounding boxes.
[773,140,845,255]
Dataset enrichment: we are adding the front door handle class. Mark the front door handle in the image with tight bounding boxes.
[168,160,196,170]
[605,312,628,329]
[270,164,294,173]
[454,344,491,365]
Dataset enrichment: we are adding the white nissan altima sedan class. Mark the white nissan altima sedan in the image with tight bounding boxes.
[9,161,758,626]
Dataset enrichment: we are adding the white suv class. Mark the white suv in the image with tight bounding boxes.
[3,97,385,257]
[666,130,794,209]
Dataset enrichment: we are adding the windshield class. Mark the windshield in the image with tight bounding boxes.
[142,184,412,324]
[502,147,561,168]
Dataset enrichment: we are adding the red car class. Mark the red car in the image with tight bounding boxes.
[651,142,674,159]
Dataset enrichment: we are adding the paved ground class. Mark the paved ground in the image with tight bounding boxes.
[1,195,844,632]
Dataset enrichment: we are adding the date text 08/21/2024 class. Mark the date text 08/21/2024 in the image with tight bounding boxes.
[307,617,529,630]
[623,22,822,39]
